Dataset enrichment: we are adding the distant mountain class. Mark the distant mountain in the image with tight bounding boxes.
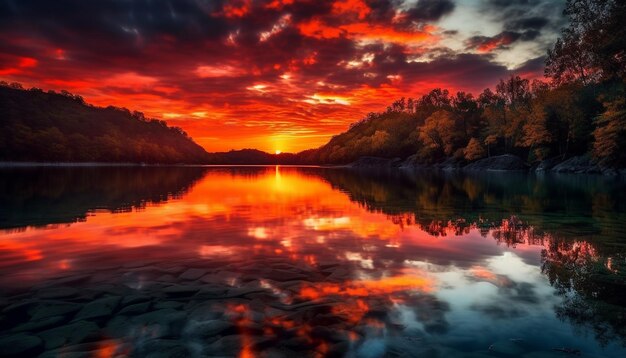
[0,84,209,164]
[206,148,301,165]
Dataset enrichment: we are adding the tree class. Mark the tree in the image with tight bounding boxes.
[463,138,486,161]
[419,110,460,157]
[546,31,596,85]
[496,76,531,151]
[370,130,390,151]
[484,135,498,158]
[407,97,415,113]
[546,0,625,84]
[593,96,626,166]
[0,84,209,163]
[452,91,482,141]
[392,97,406,112]
[418,88,451,109]
[522,99,553,161]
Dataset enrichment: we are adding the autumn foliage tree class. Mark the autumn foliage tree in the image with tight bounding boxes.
[593,94,626,166]
[0,83,209,163]
[418,110,460,159]
[463,138,486,161]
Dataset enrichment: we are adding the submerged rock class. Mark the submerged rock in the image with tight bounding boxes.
[38,320,100,349]
[205,335,244,355]
[153,301,186,310]
[36,287,80,299]
[488,340,527,356]
[131,309,187,338]
[73,296,120,321]
[0,334,43,357]
[186,319,236,337]
[10,315,67,333]
[118,301,151,315]
[29,301,82,321]
[135,338,191,358]
[162,285,200,297]
[121,294,151,306]
[523,351,580,358]
[178,268,207,281]
[464,155,528,171]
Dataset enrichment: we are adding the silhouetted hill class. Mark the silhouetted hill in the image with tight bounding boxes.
[299,111,420,164]
[0,84,209,163]
[206,148,301,165]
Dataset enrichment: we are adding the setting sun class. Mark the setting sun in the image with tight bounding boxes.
[275,150,281,155]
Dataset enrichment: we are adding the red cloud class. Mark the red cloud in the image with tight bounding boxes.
[0,0,545,153]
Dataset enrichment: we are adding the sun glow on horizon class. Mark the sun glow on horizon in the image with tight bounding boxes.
[275,150,281,155]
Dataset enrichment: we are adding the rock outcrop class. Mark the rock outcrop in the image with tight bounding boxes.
[535,157,563,172]
[348,157,402,169]
[551,155,601,174]
[463,155,528,171]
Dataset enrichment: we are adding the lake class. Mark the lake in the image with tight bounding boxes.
[0,166,625,358]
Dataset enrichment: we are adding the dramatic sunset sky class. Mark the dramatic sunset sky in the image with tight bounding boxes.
[0,0,566,152]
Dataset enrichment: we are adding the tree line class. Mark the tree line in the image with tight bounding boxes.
[0,83,209,163]
[303,0,625,167]
[0,0,622,166]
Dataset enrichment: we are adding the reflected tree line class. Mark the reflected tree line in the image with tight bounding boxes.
[312,168,626,346]
[0,166,207,230]
[313,169,625,240]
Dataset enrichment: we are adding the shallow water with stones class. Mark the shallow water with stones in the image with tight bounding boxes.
[0,166,625,357]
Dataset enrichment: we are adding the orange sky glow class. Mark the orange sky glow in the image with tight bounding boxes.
[0,0,564,152]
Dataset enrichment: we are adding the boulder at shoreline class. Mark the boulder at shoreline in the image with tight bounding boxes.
[348,157,402,169]
[551,155,601,174]
[463,155,528,171]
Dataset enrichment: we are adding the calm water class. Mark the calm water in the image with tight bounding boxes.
[0,166,625,358]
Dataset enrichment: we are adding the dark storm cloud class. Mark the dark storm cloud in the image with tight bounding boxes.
[0,0,542,89]
[0,0,231,44]
[506,16,550,31]
[365,0,398,22]
[404,0,456,22]
[514,55,546,76]
[480,0,566,43]
[403,53,510,90]
[466,31,522,51]
[486,0,542,8]
[465,29,541,52]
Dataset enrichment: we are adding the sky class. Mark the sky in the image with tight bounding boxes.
[0,0,567,153]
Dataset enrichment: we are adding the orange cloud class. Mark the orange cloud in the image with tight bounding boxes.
[221,0,252,18]
[300,270,434,300]
[332,0,371,20]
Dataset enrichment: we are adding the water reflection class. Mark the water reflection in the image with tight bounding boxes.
[0,166,207,230]
[0,166,624,357]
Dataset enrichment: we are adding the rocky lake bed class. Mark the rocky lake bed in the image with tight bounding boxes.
[0,256,612,358]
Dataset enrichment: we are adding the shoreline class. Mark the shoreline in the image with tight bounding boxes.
[1,156,625,177]
[0,162,328,168]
